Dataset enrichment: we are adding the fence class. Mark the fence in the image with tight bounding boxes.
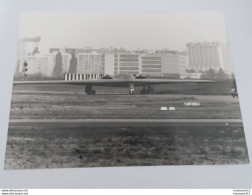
[64,73,104,81]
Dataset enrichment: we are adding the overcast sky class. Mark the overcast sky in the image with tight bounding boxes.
[19,11,228,54]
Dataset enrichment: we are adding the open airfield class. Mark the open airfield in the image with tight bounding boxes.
[9,82,242,120]
[4,81,249,169]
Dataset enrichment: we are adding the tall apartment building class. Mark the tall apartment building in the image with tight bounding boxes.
[187,41,232,73]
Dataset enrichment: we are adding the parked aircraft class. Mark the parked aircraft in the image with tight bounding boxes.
[13,73,215,95]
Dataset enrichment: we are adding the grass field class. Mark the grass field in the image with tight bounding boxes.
[9,83,242,119]
[5,125,249,169]
[9,93,242,119]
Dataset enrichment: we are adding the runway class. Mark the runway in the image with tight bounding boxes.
[9,118,243,127]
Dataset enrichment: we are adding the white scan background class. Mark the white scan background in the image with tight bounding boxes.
[0,0,251,188]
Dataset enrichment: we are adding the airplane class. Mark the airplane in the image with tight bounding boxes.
[13,73,215,95]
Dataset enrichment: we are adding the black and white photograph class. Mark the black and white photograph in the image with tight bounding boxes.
[4,11,249,169]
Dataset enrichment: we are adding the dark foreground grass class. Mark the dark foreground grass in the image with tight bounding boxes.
[5,125,249,169]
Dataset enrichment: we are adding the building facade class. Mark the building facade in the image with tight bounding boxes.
[17,41,189,78]
[61,53,71,73]
[76,52,103,75]
[103,52,186,76]
[160,52,187,76]
[187,41,232,73]
[18,52,72,77]
[141,55,162,76]
[117,54,140,75]
[19,54,55,77]
[104,54,140,75]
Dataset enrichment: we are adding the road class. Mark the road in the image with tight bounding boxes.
[9,118,243,127]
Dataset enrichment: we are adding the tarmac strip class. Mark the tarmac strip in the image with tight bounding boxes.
[8,119,243,127]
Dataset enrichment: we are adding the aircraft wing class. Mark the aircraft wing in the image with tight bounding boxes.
[132,79,216,86]
[13,79,215,87]
[13,80,133,87]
